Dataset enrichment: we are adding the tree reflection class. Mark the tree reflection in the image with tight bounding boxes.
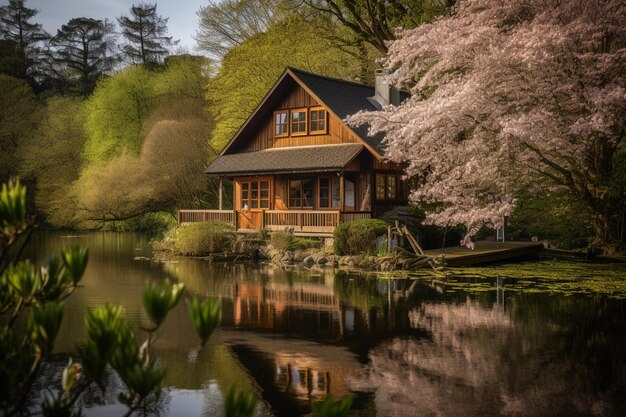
[349,298,626,417]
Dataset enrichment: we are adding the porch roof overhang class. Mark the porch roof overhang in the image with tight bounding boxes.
[204,144,363,176]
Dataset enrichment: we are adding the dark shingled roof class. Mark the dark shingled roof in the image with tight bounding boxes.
[288,68,387,154]
[205,144,363,176]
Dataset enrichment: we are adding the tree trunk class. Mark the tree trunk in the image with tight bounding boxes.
[591,212,620,255]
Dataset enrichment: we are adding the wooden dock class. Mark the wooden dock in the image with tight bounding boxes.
[424,241,544,267]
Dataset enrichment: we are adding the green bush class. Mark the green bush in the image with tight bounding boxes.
[290,237,322,251]
[173,222,235,255]
[333,219,389,256]
[270,231,293,251]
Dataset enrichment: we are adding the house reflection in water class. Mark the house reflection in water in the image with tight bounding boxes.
[166,261,417,415]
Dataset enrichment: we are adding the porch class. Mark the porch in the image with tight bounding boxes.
[178,209,371,236]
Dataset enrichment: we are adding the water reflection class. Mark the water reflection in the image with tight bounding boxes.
[19,232,626,417]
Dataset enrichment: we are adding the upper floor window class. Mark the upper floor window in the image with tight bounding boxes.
[291,108,307,136]
[310,108,327,134]
[274,111,288,137]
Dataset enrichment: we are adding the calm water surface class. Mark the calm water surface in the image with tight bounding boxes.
[24,231,626,417]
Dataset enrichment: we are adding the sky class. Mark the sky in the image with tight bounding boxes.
[26,0,207,52]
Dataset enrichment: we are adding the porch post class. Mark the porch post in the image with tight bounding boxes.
[339,172,345,212]
[218,176,223,210]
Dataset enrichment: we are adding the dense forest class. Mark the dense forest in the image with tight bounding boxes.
[0,0,623,251]
[0,0,442,230]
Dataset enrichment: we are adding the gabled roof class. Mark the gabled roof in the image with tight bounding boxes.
[219,67,403,159]
[205,144,363,176]
[288,68,386,155]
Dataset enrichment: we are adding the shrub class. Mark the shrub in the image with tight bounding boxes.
[270,231,293,252]
[172,222,235,255]
[333,219,390,256]
[290,237,322,251]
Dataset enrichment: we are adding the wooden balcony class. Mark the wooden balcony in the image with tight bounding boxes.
[177,209,371,235]
[178,209,235,225]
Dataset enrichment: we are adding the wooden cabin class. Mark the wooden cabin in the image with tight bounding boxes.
[179,68,409,236]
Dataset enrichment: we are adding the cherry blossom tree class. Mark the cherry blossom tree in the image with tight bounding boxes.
[348,0,626,249]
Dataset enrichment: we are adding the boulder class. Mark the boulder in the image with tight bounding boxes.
[280,251,293,264]
[292,250,305,262]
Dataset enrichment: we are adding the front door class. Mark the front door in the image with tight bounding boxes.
[235,176,272,229]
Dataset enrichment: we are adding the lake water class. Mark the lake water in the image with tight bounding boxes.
[22,231,626,417]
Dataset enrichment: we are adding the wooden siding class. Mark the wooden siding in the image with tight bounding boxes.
[242,83,363,151]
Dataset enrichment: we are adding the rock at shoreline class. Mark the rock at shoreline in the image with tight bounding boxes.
[293,250,305,262]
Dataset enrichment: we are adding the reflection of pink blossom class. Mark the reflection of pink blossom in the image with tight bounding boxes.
[348,299,620,416]
[348,0,626,246]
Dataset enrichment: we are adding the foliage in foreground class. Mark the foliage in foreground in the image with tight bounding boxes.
[0,178,353,416]
[334,219,390,256]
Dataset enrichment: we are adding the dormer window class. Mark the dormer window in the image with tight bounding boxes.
[291,108,307,136]
[310,107,327,134]
[274,111,288,137]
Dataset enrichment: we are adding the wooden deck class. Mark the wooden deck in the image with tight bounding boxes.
[425,241,544,267]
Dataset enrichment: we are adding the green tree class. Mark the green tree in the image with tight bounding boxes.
[117,2,177,66]
[83,56,210,166]
[76,56,214,224]
[195,0,288,60]
[0,74,40,183]
[20,97,87,228]
[0,0,48,83]
[83,64,156,164]
[298,0,452,53]
[51,17,117,95]
[207,13,361,150]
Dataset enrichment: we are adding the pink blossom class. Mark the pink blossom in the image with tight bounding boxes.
[348,0,626,246]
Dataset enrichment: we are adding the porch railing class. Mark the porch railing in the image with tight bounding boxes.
[178,209,235,225]
[264,210,340,233]
[340,211,371,223]
[177,209,372,233]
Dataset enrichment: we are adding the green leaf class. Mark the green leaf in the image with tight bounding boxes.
[0,327,33,405]
[0,178,27,234]
[143,279,185,328]
[61,246,89,285]
[38,255,72,301]
[84,304,124,361]
[224,387,257,417]
[0,271,15,311]
[30,302,64,354]
[5,260,38,300]
[311,395,353,417]
[187,297,221,346]
[78,341,108,391]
